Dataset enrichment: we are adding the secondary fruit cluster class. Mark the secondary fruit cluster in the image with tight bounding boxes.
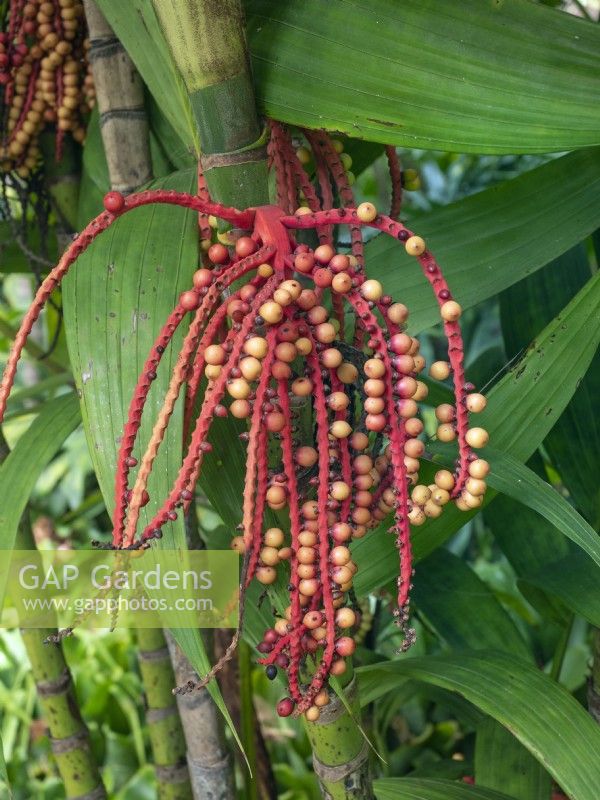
[1,0,94,177]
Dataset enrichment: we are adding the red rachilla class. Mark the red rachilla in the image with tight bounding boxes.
[0,125,489,720]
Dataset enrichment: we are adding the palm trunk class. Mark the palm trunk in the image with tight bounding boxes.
[83,1,152,194]
[166,631,236,799]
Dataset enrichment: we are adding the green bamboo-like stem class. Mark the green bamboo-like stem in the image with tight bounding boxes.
[137,629,193,799]
[20,628,106,800]
[304,666,373,800]
[151,0,269,210]
[3,427,106,799]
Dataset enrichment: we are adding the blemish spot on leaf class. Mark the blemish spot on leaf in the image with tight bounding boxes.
[367,118,401,128]
[82,361,93,384]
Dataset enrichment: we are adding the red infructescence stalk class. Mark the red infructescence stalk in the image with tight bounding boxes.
[0,186,490,719]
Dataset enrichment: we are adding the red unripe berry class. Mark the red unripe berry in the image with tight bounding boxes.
[295,446,318,467]
[302,634,319,653]
[350,432,369,451]
[271,361,291,380]
[396,377,417,398]
[180,290,200,311]
[314,267,333,287]
[365,413,386,432]
[397,399,418,418]
[353,455,373,474]
[193,268,213,288]
[335,637,356,657]
[330,254,350,273]
[297,289,317,310]
[390,333,412,354]
[277,322,299,342]
[364,396,384,414]
[264,628,279,644]
[276,698,295,717]
[103,192,125,214]
[392,354,415,374]
[235,236,257,257]
[332,522,352,542]
[331,659,347,676]
[294,252,315,273]
[303,610,323,629]
[240,284,257,302]
[208,243,229,264]
[266,411,286,432]
[314,244,335,264]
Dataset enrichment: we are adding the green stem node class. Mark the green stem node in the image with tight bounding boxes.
[152,0,269,210]
[137,629,193,799]
[304,670,373,800]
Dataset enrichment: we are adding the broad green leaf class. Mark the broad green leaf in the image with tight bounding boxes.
[353,272,600,592]
[247,0,600,154]
[0,393,80,597]
[475,718,552,800]
[485,483,572,625]
[63,168,243,753]
[374,777,516,800]
[523,548,600,627]
[485,451,600,571]
[200,413,247,531]
[359,651,600,800]
[148,97,196,172]
[94,0,195,154]
[407,760,469,782]
[501,245,600,526]
[364,148,600,333]
[485,459,600,627]
[64,169,197,534]
[413,549,529,659]
[342,139,385,176]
